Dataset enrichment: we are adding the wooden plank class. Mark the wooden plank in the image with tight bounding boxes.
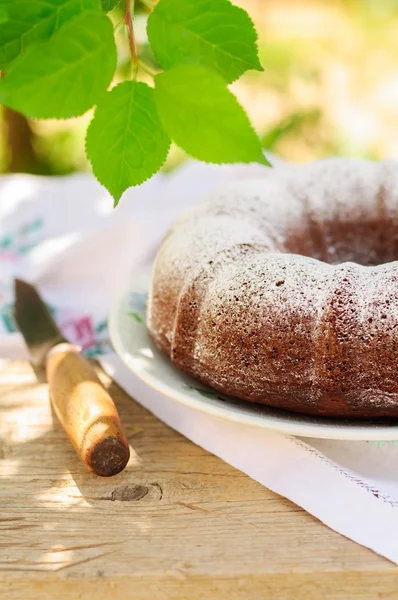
[0,359,397,599]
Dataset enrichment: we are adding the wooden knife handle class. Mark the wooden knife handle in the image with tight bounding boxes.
[46,343,130,477]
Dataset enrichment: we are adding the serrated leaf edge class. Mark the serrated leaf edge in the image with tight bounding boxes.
[85,81,171,205]
[154,66,269,167]
[147,0,263,84]
[0,11,117,119]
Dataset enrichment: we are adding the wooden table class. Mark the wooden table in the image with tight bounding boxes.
[1,359,398,599]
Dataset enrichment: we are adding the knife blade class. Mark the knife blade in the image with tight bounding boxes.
[14,279,130,477]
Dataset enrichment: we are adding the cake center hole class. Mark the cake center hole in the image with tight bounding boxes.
[288,215,395,267]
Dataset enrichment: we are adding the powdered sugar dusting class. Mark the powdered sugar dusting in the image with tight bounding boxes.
[148,158,398,418]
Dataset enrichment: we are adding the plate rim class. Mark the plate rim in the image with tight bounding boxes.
[109,268,398,441]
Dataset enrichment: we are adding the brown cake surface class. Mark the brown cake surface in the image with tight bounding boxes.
[147,158,398,418]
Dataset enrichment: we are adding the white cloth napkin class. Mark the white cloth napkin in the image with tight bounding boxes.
[2,161,398,564]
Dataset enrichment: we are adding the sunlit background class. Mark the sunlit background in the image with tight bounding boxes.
[2,0,398,175]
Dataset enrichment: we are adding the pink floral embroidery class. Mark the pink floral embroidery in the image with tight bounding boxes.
[0,251,20,262]
[0,217,44,261]
[60,315,96,350]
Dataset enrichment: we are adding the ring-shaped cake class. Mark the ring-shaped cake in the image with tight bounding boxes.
[147,158,398,418]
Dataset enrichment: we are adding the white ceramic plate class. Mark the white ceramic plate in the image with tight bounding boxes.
[109,268,398,440]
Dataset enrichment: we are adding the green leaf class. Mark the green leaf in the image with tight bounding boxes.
[261,110,321,150]
[101,0,122,11]
[127,311,144,323]
[0,12,117,119]
[0,0,101,69]
[147,0,262,84]
[86,81,171,203]
[154,65,268,166]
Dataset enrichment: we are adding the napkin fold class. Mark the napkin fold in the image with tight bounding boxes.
[2,160,398,564]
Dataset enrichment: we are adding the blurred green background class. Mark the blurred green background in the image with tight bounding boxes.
[2,0,398,176]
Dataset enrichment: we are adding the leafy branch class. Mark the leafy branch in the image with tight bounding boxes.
[0,0,269,205]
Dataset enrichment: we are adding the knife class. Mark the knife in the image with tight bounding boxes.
[14,279,130,477]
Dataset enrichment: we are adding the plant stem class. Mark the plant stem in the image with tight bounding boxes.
[138,59,158,78]
[125,0,139,79]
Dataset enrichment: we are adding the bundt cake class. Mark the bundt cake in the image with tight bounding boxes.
[147,158,398,418]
